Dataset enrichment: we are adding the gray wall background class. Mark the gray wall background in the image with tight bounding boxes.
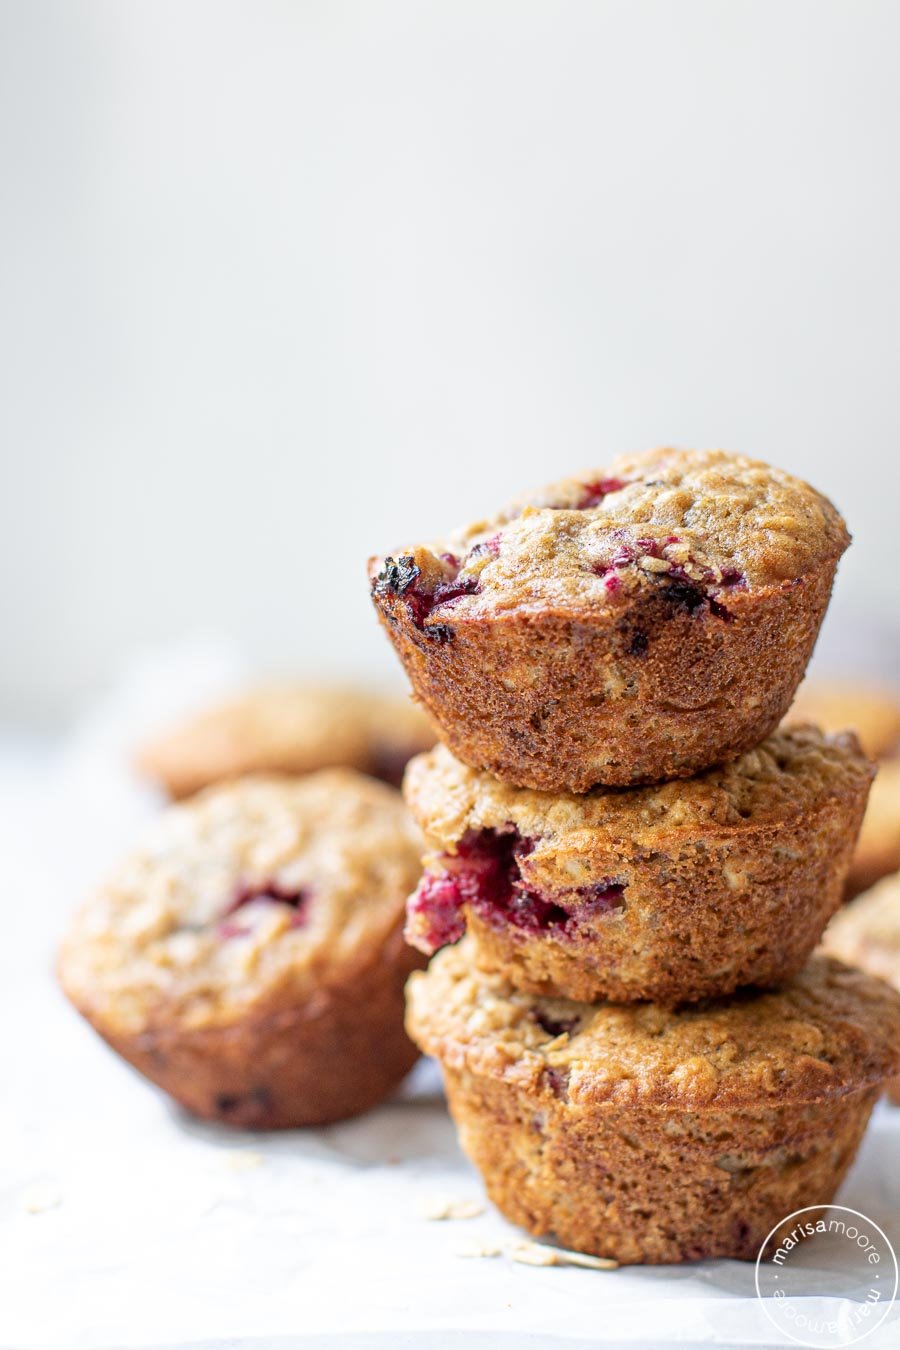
[2,1,898,724]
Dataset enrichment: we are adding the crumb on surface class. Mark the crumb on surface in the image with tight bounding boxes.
[510,1240,619,1269]
[22,1183,62,1214]
[421,1195,485,1221]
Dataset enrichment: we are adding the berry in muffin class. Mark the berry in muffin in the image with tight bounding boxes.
[407,942,900,1264]
[59,771,425,1127]
[821,872,900,1104]
[135,683,435,799]
[369,449,849,791]
[403,729,873,1003]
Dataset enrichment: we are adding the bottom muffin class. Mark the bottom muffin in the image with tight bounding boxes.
[59,771,425,1127]
[406,943,900,1264]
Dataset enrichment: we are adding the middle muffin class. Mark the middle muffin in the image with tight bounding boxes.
[404,727,873,1004]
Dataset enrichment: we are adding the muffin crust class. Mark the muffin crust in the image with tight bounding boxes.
[371,449,848,790]
[407,945,900,1263]
[404,729,873,1002]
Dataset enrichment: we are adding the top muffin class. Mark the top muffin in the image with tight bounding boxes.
[396,449,848,615]
[371,449,848,791]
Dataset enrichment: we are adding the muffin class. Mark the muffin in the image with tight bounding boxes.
[786,678,900,761]
[369,448,848,791]
[59,771,425,1127]
[821,872,900,1104]
[135,682,435,799]
[783,681,900,898]
[845,758,900,899]
[403,728,872,1003]
[407,943,900,1264]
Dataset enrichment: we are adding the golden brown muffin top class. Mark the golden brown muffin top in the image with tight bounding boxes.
[822,873,900,987]
[404,729,873,862]
[407,941,900,1110]
[373,449,848,624]
[59,771,423,1034]
[135,682,434,798]
[785,679,900,761]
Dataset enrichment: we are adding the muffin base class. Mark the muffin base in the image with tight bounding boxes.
[443,1066,880,1264]
[81,930,423,1128]
[373,561,839,791]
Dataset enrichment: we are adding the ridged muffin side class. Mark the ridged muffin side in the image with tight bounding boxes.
[371,449,849,790]
[404,729,873,1003]
[407,944,900,1264]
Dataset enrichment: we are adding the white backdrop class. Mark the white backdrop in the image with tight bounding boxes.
[2,1,899,723]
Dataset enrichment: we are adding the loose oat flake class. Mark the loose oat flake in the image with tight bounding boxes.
[22,1183,62,1214]
[421,1196,485,1221]
[510,1241,618,1270]
[223,1150,264,1172]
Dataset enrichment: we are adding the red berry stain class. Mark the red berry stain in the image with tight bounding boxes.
[373,553,481,641]
[407,828,625,954]
[590,537,746,622]
[576,477,626,508]
[219,879,311,935]
[534,1011,580,1037]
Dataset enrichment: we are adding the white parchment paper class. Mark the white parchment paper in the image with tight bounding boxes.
[2,644,898,1350]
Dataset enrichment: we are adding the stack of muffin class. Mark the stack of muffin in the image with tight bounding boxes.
[370,447,900,1265]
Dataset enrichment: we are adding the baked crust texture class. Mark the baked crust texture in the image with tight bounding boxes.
[371,449,849,791]
[404,729,873,1002]
[406,944,900,1262]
